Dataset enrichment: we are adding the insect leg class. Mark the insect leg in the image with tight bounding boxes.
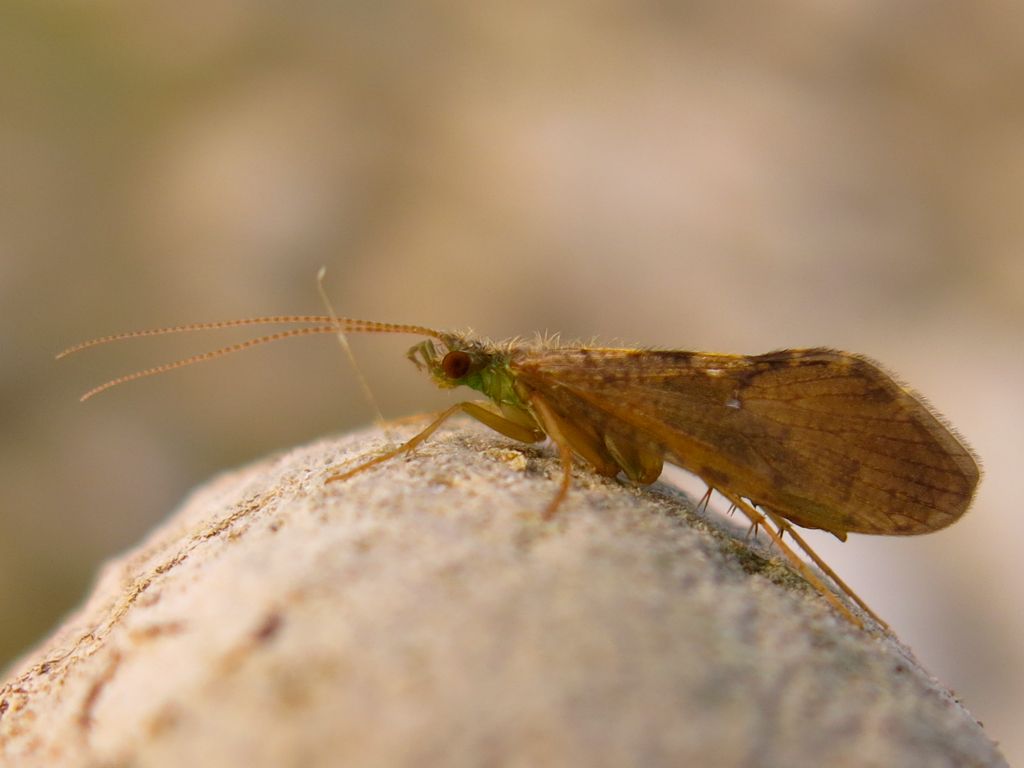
[696,487,713,514]
[527,394,578,520]
[716,489,864,629]
[763,511,888,630]
[456,402,546,444]
[325,401,544,484]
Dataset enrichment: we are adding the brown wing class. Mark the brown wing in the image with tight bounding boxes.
[510,347,979,538]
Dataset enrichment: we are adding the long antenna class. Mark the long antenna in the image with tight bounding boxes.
[57,316,444,359]
[317,267,387,427]
[58,316,447,401]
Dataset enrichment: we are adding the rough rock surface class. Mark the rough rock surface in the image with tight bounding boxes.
[0,421,1007,767]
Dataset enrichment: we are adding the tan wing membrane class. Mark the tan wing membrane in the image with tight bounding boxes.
[512,347,979,538]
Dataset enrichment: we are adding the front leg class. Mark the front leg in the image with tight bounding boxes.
[527,394,579,520]
[326,401,545,483]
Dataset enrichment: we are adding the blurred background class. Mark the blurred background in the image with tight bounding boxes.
[2,1,1022,761]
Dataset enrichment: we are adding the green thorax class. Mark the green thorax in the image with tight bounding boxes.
[461,355,521,408]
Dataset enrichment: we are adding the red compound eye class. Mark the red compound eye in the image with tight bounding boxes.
[441,351,471,380]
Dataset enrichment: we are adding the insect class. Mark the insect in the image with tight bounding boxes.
[58,315,981,629]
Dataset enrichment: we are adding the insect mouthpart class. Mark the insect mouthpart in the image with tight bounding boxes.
[406,340,443,372]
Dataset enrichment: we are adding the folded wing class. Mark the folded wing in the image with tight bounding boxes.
[511,347,979,538]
